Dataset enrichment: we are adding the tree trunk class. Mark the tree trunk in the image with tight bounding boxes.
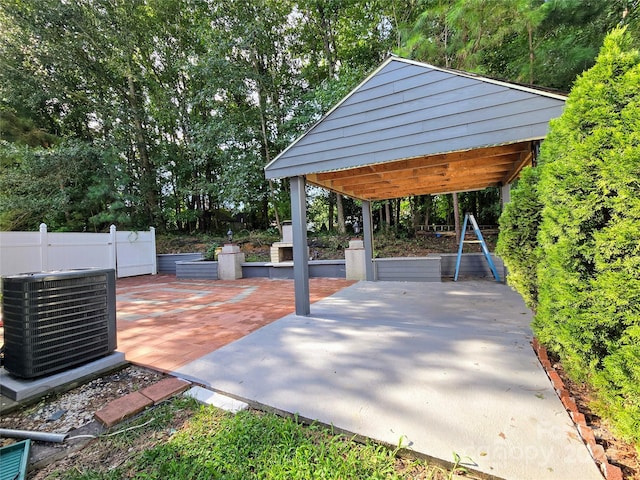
[411,197,419,232]
[318,5,336,78]
[453,192,461,244]
[423,195,432,229]
[336,193,346,234]
[269,180,281,236]
[528,24,535,85]
[253,56,281,236]
[385,201,391,228]
[328,193,334,231]
[126,74,157,225]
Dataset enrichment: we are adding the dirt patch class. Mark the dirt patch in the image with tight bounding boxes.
[155,232,498,261]
[28,402,194,480]
[552,360,640,479]
[0,365,170,478]
[0,366,165,437]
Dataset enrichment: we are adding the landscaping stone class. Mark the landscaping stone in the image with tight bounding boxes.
[184,386,248,413]
[140,377,191,404]
[94,392,153,428]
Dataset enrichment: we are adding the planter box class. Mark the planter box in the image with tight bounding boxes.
[241,260,346,279]
[175,259,218,280]
[374,257,441,282]
[438,253,505,279]
[157,253,204,274]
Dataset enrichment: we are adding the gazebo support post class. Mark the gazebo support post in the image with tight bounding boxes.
[290,176,310,315]
[362,200,375,281]
[501,184,511,208]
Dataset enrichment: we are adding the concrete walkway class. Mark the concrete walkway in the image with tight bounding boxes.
[174,280,602,480]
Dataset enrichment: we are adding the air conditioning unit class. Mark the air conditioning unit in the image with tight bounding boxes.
[1,269,116,379]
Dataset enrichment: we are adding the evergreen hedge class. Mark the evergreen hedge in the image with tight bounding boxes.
[496,166,541,310]
[498,28,640,446]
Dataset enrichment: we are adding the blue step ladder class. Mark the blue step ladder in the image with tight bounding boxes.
[454,213,501,282]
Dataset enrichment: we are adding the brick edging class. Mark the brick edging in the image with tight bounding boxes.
[94,377,191,428]
[531,338,623,480]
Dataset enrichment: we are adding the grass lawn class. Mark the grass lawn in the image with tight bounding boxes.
[45,397,462,479]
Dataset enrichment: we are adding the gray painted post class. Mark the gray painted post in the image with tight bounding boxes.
[501,184,511,208]
[290,176,310,315]
[362,200,375,281]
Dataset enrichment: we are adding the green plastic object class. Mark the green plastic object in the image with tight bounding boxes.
[0,439,31,480]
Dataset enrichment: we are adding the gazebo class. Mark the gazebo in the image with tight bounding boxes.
[265,56,566,315]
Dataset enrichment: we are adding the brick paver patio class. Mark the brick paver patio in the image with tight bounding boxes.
[115,275,355,372]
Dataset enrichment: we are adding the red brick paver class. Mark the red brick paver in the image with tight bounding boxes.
[140,377,191,404]
[95,391,153,428]
[115,275,355,373]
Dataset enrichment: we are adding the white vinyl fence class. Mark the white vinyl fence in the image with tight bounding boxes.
[0,224,156,278]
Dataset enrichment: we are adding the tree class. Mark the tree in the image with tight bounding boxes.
[294,0,412,232]
[484,0,634,90]
[496,167,542,309]
[0,1,165,226]
[0,140,127,231]
[2,0,634,236]
[532,28,640,444]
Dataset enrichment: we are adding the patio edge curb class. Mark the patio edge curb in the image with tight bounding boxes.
[531,337,623,480]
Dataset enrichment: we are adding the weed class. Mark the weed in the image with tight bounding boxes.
[204,242,219,260]
[449,451,476,479]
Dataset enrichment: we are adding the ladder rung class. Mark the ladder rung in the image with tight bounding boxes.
[455,213,501,282]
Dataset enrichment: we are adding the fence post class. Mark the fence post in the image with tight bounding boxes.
[39,223,48,271]
[149,226,157,275]
[109,225,117,274]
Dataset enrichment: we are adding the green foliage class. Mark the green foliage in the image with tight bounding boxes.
[531,28,640,445]
[399,0,635,90]
[204,242,220,261]
[1,0,630,233]
[591,327,640,443]
[0,109,58,147]
[496,166,542,309]
[54,402,448,479]
[0,140,132,231]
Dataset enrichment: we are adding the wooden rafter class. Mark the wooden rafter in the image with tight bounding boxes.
[306,141,533,200]
[501,147,533,185]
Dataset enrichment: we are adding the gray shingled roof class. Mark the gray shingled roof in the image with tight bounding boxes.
[264,57,565,199]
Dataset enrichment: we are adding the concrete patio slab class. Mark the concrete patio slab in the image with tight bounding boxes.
[175,280,602,480]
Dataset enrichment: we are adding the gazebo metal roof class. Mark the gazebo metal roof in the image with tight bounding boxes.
[265,56,566,200]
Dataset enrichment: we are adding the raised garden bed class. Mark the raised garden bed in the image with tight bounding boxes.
[175,259,218,280]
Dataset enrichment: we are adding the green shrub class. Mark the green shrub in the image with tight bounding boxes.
[496,166,542,310]
[592,328,640,442]
[533,27,640,445]
[204,242,220,260]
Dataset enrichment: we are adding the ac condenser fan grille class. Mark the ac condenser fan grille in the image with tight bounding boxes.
[1,269,116,378]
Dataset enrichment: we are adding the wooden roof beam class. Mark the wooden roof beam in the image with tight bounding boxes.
[364,180,503,200]
[337,166,510,195]
[311,142,529,181]
[308,154,519,190]
[342,172,506,198]
[501,148,533,185]
[316,165,449,188]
